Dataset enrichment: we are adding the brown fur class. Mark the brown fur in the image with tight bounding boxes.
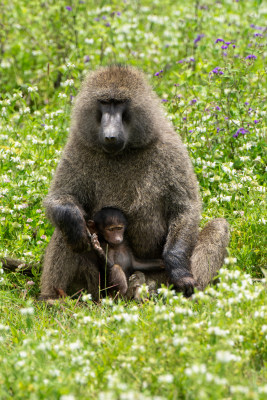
[40,65,229,300]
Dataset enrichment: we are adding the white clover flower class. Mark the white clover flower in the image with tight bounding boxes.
[58,93,67,98]
[85,38,94,44]
[158,374,174,383]
[69,341,82,350]
[185,364,206,376]
[137,284,149,298]
[216,351,241,363]
[207,327,229,336]
[261,325,267,333]
[66,62,76,68]
[224,257,237,265]
[61,79,75,87]
[172,336,188,346]
[20,307,34,315]
[27,86,38,93]
[82,293,92,302]
[230,385,249,394]
[259,385,267,394]
[19,107,31,114]
[60,395,76,400]
[0,324,9,330]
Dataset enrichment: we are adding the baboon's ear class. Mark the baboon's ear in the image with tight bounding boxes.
[87,220,97,234]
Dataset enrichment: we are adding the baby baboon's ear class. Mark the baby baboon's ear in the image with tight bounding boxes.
[87,220,97,234]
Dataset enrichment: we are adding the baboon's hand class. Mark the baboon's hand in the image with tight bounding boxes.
[55,203,89,252]
[91,233,104,256]
[172,276,196,298]
[164,248,196,297]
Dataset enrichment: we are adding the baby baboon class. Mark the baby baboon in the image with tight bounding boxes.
[40,65,229,300]
[88,207,164,295]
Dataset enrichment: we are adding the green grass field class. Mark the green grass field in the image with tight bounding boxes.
[0,1,266,399]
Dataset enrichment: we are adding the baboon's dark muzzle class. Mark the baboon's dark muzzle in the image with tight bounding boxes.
[100,110,125,153]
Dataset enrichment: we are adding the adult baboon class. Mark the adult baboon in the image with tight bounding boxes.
[40,65,229,300]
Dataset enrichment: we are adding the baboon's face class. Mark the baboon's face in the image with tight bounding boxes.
[102,222,125,246]
[97,100,130,154]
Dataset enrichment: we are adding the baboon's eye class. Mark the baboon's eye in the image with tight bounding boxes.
[96,109,102,123]
[122,109,130,123]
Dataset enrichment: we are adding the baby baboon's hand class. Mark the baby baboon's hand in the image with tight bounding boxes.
[91,233,106,258]
[91,233,102,251]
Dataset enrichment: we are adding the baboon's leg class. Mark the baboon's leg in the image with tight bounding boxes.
[40,229,99,300]
[190,218,230,290]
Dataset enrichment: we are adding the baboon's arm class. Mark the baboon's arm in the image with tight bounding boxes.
[131,257,164,272]
[90,234,114,270]
[44,158,90,252]
[163,202,200,297]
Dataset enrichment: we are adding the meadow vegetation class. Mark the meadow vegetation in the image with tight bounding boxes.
[0,0,266,399]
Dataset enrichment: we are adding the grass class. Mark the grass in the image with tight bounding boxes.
[0,0,266,399]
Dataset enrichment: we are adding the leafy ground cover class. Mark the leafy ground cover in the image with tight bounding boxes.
[0,0,266,399]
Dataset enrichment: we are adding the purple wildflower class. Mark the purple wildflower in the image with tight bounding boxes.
[232,45,236,49]
[105,22,111,27]
[224,42,231,45]
[254,120,259,124]
[254,33,263,37]
[211,67,224,75]
[190,57,195,62]
[245,54,257,60]
[222,52,227,57]
[94,17,100,21]
[221,45,228,49]
[84,55,90,63]
[233,127,249,138]
[65,6,72,11]
[250,24,263,30]
[190,99,197,105]
[245,102,249,105]
[117,12,121,16]
[215,38,224,43]
[162,99,168,102]
[102,16,107,20]
[183,117,187,121]
[154,70,163,77]
[194,34,205,45]
[178,59,184,63]
[189,130,194,133]
[216,106,221,111]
